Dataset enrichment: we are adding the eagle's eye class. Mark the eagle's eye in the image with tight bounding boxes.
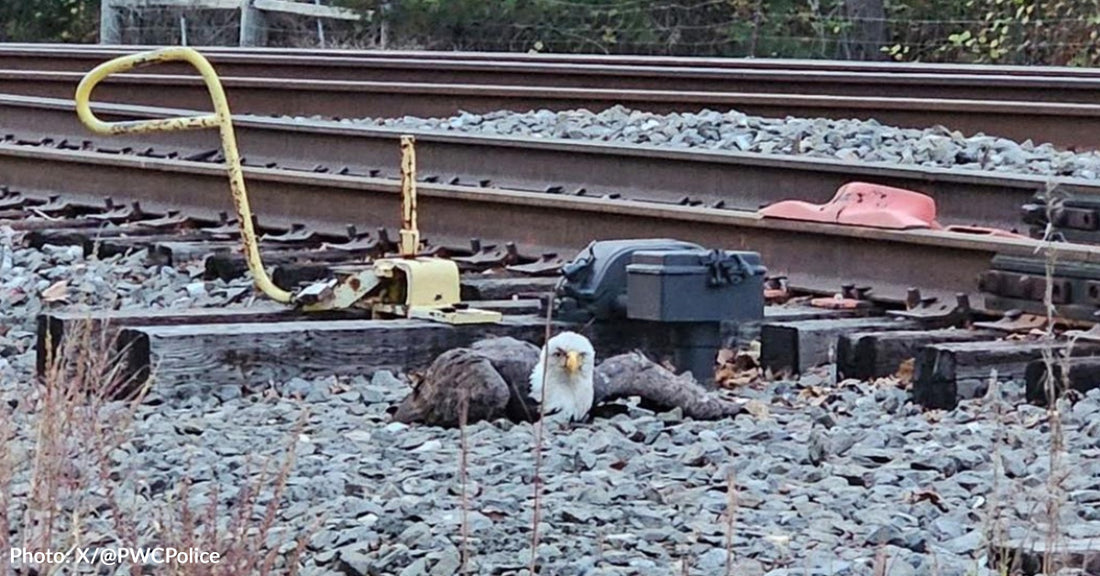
[553,349,564,357]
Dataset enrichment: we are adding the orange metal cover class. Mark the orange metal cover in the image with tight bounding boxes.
[760,182,937,229]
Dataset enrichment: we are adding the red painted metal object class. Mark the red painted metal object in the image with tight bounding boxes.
[760,181,1028,239]
[760,182,936,229]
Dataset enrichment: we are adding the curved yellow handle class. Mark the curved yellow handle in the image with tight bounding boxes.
[75,47,291,303]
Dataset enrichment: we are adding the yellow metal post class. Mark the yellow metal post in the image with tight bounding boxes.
[73,47,291,303]
[399,135,420,257]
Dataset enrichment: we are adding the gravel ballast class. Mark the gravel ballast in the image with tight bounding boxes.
[332,105,1100,181]
[3,229,1100,576]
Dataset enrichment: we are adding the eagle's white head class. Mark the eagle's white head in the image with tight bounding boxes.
[529,331,595,422]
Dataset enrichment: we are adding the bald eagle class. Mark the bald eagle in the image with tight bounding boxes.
[529,331,596,422]
[391,333,745,427]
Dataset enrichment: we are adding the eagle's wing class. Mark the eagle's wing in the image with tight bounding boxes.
[391,347,512,427]
[470,337,541,422]
[594,352,743,420]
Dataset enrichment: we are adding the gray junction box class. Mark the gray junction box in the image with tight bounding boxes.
[626,250,766,323]
[552,240,767,385]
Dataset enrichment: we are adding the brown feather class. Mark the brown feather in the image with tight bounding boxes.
[392,337,539,427]
[594,352,744,420]
[394,339,743,427]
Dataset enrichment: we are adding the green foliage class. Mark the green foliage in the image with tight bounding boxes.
[6,0,1100,67]
[339,0,869,57]
[0,0,100,42]
[881,0,1100,65]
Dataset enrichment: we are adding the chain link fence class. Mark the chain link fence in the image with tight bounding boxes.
[10,0,1097,66]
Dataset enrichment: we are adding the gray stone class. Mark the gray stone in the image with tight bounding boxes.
[398,557,429,576]
[942,530,984,555]
[695,548,729,572]
[429,547,462,576]
[335,547,371,576]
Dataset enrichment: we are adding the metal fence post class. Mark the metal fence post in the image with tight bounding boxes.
[239,0,268,47]
[99,0,122,44]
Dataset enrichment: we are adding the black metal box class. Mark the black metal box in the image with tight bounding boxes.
[625,249,766,322]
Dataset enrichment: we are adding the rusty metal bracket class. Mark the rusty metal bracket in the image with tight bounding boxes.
[133,210,193,231]
[75,47,291,302]
[764,275,791,303]
[0,191,31,210]
[508,252,567,276]
[262,223,321,246]
[979,269,1072,305]
[810,284,873,309]
[1066,312,1100,342]
[972,309,1049,333]
[453,240,525,270]
[33,195,81,217]
[888,289,972,327]
[87,198,143,224]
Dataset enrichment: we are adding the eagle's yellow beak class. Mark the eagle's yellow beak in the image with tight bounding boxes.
[564,350,581,373]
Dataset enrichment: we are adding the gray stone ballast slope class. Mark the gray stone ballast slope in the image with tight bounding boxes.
[331,105,1100,181]
[4,230,1100,575]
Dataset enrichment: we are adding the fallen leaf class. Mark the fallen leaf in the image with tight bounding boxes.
[40,280,69,303]
[923,409,944,423]
[483,510,509,522]
[5,289,26,306]
[895,358,916,386]
[907,488,949,512]
[797,385,834,407]
[743,399,770,420]
[871,375,905,389]
[714,345,764,389]
[328,375,349,394]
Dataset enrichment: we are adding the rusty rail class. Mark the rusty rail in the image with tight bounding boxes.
[2,69,1100,148]
[7,44,1100,102]
[5,94,1100,235]
[3,140,1099,311]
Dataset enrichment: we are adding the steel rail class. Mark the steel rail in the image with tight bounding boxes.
[2,94,1096,234]
[3,141,1099,311]
[5,46,1100,104]
[9,44,1100,79]
[2,71,1099,148]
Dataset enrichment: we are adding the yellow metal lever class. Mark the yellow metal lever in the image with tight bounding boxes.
[399,135,420,257]
[74,47,291,303]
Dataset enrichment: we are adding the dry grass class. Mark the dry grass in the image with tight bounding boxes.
[458,389,471,574]
[723,471,738,576]
[1037,183,1070,575]
[153,409,314,576]
[527,290,557,574]
[979,182,1081,575]
[0,319,316,576]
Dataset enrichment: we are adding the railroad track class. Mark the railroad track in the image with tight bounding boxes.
[10,48,1100,575]
[4,92,1100,303]
[7,149,1100,409]
[1,122,1094,307]
[6,45,1100,407]
[3,45,1100,148]
[4,68,1099,149]
[7,93,1097,233]
[10,44,1100,91]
